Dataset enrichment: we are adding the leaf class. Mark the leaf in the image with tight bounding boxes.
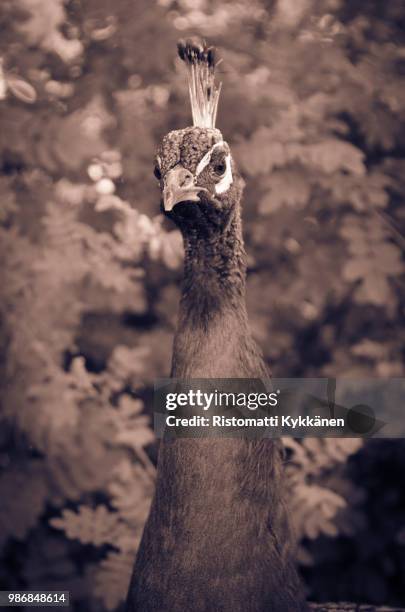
[340,214,404,306]
[289,140,366,175]
[292,483,346,540]
[7,76,37,104]
[112,395,155,450]
[108,459,154,528]
[259,169,311,214]
[50,505,124,547]
[235,128,288,176]
[319,170,391,211]
[0,177,18,224]
[342,257,369,282]
[351,340,389,360]
[93,550,134,611]
[16,0,83,62]
[356,274,391,306]
[377,243,403,274]
[46,96,115,172]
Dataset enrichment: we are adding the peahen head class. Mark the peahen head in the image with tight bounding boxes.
[154,40,243,233]
[155,126,243,229]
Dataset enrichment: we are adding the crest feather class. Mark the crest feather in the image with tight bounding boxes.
[177,39,222,129]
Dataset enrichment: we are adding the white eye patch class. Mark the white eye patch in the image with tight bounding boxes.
[195,141,233,195]
[215,154,232,194]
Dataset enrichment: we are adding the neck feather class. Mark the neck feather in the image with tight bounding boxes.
[180,208,247,318]
[171,205,252,378]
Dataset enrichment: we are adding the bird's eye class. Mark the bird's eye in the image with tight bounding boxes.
[154,165,162,180]
[213,161,226,175]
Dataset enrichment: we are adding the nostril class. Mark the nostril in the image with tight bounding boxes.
[180,170,194,187]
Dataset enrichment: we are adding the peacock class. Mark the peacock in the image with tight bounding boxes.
[125,40,306,612]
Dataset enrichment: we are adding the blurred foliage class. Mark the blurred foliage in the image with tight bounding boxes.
[0,0,404,609]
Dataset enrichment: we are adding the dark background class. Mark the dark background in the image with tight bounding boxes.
[0,0,404,610]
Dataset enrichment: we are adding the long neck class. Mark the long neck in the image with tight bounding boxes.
[172,207,255,378]
[180,208,247,323]
[127,205,305,612]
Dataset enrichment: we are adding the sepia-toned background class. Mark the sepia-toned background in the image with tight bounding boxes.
[0,0,404,610]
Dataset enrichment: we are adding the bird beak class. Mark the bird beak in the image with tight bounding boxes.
[163,165,202,212]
